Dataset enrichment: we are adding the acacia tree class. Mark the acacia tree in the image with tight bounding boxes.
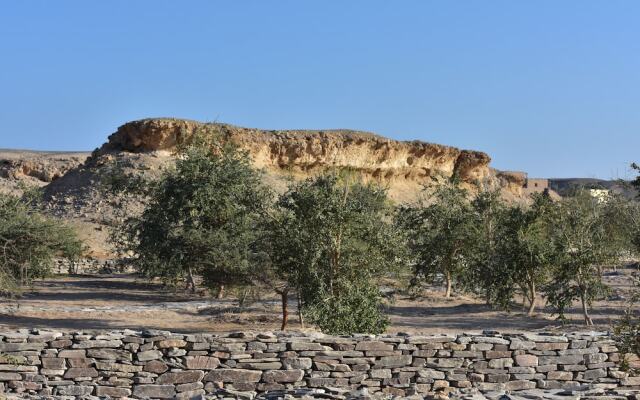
[546,191,629,325]
[117,129,272,297]
[0,193,83,295]
[398,182,476,298]
[264,174,405,334]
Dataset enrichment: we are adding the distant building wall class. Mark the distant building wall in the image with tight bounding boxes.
[523,177,549,196]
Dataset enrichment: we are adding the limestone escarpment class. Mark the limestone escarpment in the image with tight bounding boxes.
[95,118,516,203]
[37,118,529,256]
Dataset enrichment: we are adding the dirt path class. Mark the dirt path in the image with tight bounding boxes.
[0,266,635,333]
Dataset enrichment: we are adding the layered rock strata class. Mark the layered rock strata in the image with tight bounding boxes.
[93,118,522,202]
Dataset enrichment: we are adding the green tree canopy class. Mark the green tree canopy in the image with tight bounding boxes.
[264,174,405,334]
[398,182,476,298]
[463,190,505,305]
[118,129,272,295]
[492,194,556,315]
[546,191,631,325]
[0,193,83,295]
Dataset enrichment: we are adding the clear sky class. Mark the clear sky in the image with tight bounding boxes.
[1,1,638,179]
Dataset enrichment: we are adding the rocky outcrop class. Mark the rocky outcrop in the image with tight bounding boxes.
[496,171,527,198]
[0,150,89,195]
[0,329,636,399]
[36,118,532,257]
[95,118,520,202]
[0,151,87,183]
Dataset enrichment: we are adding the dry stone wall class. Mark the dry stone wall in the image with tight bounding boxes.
[0,329,638,399]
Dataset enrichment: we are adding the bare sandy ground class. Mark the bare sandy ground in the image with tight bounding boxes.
[0,265,636,334]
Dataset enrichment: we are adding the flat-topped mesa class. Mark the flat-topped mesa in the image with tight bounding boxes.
[97,118,504,200]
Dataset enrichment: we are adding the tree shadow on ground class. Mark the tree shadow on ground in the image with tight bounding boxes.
[387,302,625,332]
[0,314,221,333]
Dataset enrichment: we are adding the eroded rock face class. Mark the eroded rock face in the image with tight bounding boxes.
[36,118,529,257]
[96,118,517,202]
[0,150,89,195]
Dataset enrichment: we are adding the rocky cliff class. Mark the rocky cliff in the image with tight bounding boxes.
[29,118,530,257]
[93,118,524,202]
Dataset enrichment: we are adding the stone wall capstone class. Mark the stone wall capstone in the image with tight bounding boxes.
[0,329,637,399]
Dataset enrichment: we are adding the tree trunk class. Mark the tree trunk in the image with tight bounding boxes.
[527,280,536,316]
[187,267,196,294]
[216,285,225,299]
[580,290,593,326]
[280,289,289,331]
[297,293,305,329]
[445,270,452,298]
[518,284,528,311]
[239,288,248,308]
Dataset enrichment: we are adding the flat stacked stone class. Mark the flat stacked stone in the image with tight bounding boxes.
[0,329,635,399]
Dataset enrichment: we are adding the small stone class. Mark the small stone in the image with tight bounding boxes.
[86,348,131,361]
[204,368,262,383]
[581,368,606,380]
[355,341,393,352]
[144,360,168,374]
[63,367,98,379]
[0,372,21,381]
[157,339,187,349]
[548,370,573,380]
[137,349,163,361]
[184,355,220,370]
[72,339,122,349]
[68,358,94,368]
[515,354,538,367]
[95,386,132,397]
[282,357,312,370]
[584,352,608,364]
[262,369,304,383]
[132,384,176,399]
[57,385,94,396]
[488,358,513,368]
[370,369,392,379]
[417,369,445,380]
[58,350,86,358]
[622,376,640,385]
[374,355,412,368]
[156,370,205,384]
[175,389,206,399]
[42,358,65,369]
[288,341,326,351]
[505,380,537,390]
[176,381,204,392]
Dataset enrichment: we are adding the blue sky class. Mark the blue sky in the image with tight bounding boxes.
[0,1,638,179]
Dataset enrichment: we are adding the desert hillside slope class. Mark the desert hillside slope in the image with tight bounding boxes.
[3,118,531,256]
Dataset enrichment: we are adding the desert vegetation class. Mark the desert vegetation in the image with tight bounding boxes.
[1,127,639,340]
[0,189,83,296]
[88,127,640,336]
